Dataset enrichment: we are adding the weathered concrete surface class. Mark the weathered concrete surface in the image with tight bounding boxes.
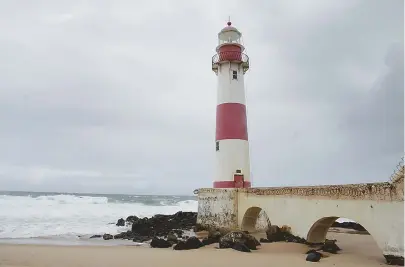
[196,189,238,231]
[196,172,404,258]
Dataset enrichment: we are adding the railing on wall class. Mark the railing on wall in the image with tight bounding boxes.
[389,156,404,183]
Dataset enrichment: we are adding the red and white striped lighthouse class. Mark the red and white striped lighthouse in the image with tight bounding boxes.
[211,21,251,189]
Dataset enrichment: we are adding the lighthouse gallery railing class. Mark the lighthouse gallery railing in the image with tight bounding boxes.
[212,51,249,74]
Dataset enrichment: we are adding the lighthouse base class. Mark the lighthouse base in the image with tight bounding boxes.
[195,188,239,232]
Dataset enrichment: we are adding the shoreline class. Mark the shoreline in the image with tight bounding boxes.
[0,232,388,267]
[0,227,366,247]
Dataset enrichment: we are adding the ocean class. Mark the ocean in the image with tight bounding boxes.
[0,191,197,244]
[0,190,353,246]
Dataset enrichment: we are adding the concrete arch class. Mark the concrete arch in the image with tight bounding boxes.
[307,216,340,243]
[241,206,270,232]
[306,217,375,244]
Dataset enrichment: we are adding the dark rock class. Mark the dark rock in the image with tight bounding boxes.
[208,230,222,241]
[321,239,341,254]
[202,237,217,246]
[116,218,125,227]
[306,249,321,254]
[201,230,222,245]
[150,237,172,248]
[384,255,404,266]
[232,242,251,253]
[167,232,178,243]
[266,225,283,242]
[184,237,204,249]
[172,237,204,250]
[173,229,184,238]
[128,211,197,238]
[90,234,102,239]
[219,231,260,250]
[103,234,113,240]
[106,211,197,243]
[112,230,134,240]
[306,252,322,262]
[265,225,306,244]
[114,232,126,239]
[173,241,187,250]
[126,215,139,224]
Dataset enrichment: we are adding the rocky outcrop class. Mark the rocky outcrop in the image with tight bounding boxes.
[384,255,404,266]
[218,231,260,250]
[263,225,307,244]
[104,211,197,243]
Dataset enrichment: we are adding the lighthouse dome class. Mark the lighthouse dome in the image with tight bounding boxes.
[218,21,242,43]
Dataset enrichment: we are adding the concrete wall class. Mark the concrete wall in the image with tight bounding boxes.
[197,179,404,257]
[238,193,404,257]
[196,188,239,231]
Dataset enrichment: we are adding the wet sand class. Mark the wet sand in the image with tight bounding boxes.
[0,232,387,267]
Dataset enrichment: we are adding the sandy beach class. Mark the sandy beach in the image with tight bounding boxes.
[0,232,387,267]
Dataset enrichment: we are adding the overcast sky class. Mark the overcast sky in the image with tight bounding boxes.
[0,0,403,195]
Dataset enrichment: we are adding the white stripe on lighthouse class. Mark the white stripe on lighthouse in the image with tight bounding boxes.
[217,62,246,105]
[215,139,251,183]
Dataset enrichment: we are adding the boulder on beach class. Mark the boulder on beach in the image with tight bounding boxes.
[232,242,251,253]
[150,237,172,248]
[265,225,306,244]
[173,236,204,250]
[320,239,341,254]
[384,255,405,265]
[201,230,222,245]
[219,231,260,250]
[306,252,322,262]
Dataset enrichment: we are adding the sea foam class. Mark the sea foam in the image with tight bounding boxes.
[0,194,197,239]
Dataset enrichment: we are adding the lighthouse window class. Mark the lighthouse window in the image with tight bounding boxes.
[216,141,220,151]
[232,70,238,80]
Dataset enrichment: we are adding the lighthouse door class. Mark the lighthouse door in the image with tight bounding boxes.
[234,174,244,188]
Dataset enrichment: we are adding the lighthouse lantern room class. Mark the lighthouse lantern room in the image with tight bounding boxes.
[212,21,251,189]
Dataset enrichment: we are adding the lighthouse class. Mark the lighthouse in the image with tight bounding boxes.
[212,21,251,189]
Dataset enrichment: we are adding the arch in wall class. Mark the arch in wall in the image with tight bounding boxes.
[241,206,271,232]
[306,216,340,244]
[307,217,375,243]
[306,217,386,262]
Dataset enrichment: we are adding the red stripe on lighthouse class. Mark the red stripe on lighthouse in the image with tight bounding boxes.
[216,103,248,141]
